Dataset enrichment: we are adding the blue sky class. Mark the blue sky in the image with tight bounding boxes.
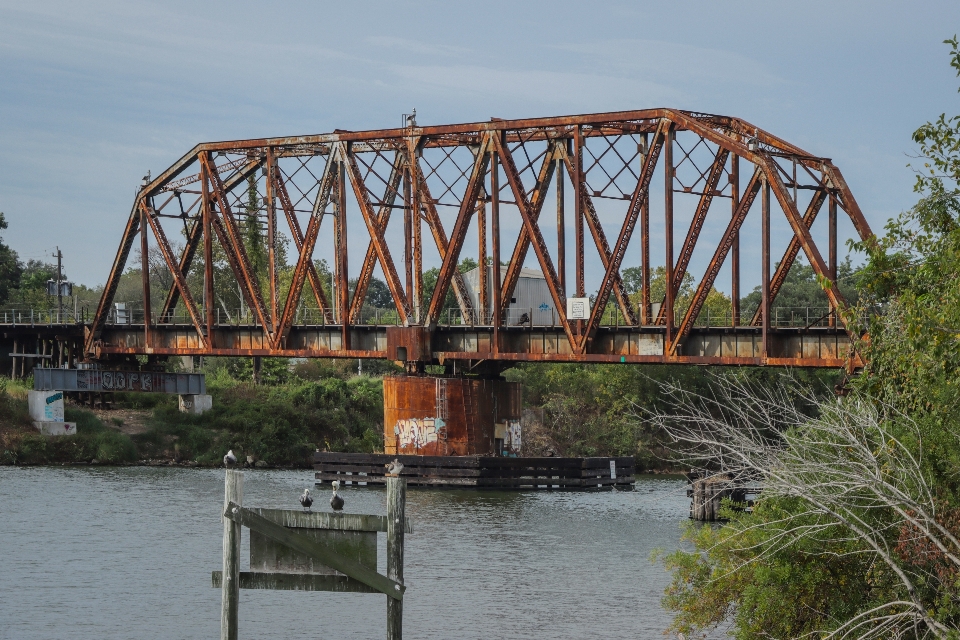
[1,0,959,290]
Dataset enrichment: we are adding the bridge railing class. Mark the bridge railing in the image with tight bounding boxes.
[3,303,846,330]
[439,306,843,329]
[0,307,89,325]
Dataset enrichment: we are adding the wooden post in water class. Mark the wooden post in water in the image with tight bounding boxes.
[386,476,406,640]
[221,470,244,640]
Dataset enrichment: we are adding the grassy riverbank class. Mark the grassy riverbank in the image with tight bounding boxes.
[0,359,841,470]
[0,364,385,467]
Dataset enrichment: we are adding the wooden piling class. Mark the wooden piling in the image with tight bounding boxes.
[221,470,243,640]
[690,473,744,521]
[386,476,406,640]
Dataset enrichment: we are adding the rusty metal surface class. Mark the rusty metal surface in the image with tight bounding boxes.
[83,109,872,369]
[383,376,521,456]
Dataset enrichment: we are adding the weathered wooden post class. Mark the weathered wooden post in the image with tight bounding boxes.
[221,470,243,640]
[386,475,406,640]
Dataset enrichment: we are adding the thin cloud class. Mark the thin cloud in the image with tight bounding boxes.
[365,36,471,58]
[388,64,682,112]
[553,39,783,87]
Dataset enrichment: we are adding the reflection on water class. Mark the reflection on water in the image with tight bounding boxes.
[0,467,690,639]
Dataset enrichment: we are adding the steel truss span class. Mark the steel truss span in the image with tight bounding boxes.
[87,109,872,368]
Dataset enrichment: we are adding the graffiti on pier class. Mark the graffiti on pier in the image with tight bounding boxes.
[394,417,446,451]
[505,419,522,454]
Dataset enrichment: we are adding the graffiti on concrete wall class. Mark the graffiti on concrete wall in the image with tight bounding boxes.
[395,417,446,451]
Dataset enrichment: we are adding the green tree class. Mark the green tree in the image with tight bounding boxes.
[0,212,22,304]
[421,257,478,315]
[8,259,58,309]
[243,175,268,281]
[739,257,859,323]
[622,265,732,325]
[658,37,960,639]
[851,36,960,410]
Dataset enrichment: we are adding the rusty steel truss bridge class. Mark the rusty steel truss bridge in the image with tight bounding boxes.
[55,108,870,371]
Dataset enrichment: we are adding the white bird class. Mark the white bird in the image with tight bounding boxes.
[385,459,404,476]
[299,489,314,512]
[330,480,344,512]
[223,450,237,467]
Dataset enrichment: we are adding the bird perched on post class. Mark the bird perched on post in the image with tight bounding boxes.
[385,459,404,476]
[223,450,237,467]
[299,488,313,512]
[330,480,344,512]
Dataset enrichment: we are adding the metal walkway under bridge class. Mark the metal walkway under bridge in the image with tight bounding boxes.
[9,109,873,372]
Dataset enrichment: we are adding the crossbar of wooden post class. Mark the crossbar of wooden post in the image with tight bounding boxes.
[223,502,405,600]
[212,571,380,592]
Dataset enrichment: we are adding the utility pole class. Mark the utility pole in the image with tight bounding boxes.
[54,247,63,321]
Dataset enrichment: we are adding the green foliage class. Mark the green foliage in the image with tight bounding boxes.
[0,212,22,305]
[623,265,731,323]
[137,367,385,466]
[6,259,58,309]
[292,358,401,379]
[850,37,960,412]
[243,175,269,282]
[506,363,834,465]
[2,402,137,465]
[661,499,885,639]
[227,356,292,385]
[740,257,859,320]
[422,258,479,314]
[659,38,960,639]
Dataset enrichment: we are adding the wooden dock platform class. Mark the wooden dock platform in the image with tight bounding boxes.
[314,452,635,490]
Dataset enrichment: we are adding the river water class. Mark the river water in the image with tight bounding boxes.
[0,467,691,639]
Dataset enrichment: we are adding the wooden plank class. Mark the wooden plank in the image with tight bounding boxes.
[315,472,481,487]
[404,477,479,486]
[251,528,376,575]
[478,469,585,479]
[212,571,379,593]
[579,477,625,485]
[220,470,243,640]
[581,457,635,469]
[478,457,584,470]
[313,455,637,491]
[314,452,482,468]
[316,473,388,485]
[223,502,404,600]
[316,464,483,478]
[250,508,414,534]
[310,464,391,474]
[477,477,584,487]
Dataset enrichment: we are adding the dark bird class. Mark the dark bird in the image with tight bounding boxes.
[330,480,344,512]
[299,488,314,512]
[385,459,404,476]
[223,449,237,467]
[516,312,531,326]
